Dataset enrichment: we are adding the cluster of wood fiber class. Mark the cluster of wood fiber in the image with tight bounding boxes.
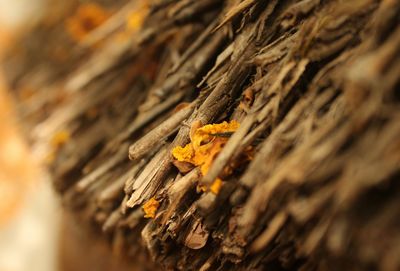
[4,0,400,270]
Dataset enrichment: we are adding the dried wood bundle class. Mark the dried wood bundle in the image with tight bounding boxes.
[3,0,400,270]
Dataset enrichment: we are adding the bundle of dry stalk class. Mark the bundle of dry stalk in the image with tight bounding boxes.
[3,0,400,270]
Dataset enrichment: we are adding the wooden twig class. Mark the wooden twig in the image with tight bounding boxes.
[128,102,196,161]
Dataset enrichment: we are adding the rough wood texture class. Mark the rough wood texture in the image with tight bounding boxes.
[4,0,400,270]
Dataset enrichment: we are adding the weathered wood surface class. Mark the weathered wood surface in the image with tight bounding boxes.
[4,0,400,270]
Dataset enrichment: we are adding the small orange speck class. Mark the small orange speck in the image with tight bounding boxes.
[125,1,150,32]
[197,178,223,194]
[51,130,70,148]
[143,197,160,218]
[210,178,223,194]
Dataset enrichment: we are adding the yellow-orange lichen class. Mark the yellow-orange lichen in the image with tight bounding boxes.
[210,178,223,194]
[143,197,160,218]
[51,130,70,148]
[172,120,240,194]
[125,1,150,32]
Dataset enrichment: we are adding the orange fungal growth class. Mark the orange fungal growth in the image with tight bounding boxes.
[125,1,151,32]
[191,120,239,148]
[172,120,240,194]
[210,178,223,194]
[172,144,194,163]
[143,197,160,218]
[51,130,70,148]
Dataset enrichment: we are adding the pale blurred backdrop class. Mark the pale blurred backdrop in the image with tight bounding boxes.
[0,1,60,271]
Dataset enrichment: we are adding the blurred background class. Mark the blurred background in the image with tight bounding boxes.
[0,0,141,269]
[0,1,64,271]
